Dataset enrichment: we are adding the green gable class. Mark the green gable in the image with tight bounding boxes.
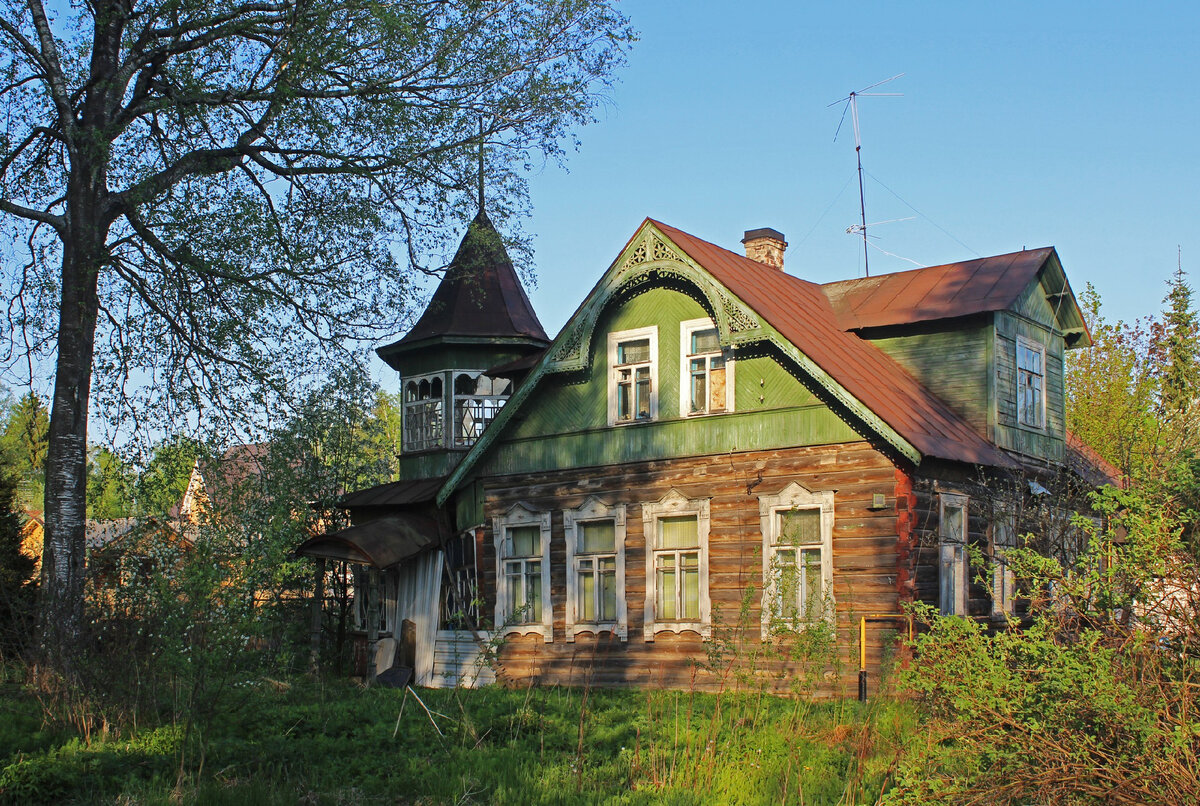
[438,220,919,507]
[478,284,853,477]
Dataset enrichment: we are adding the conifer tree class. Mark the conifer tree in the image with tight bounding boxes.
[1158,259,1200,443]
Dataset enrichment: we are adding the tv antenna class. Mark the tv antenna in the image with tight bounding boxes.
[829,73,904,276]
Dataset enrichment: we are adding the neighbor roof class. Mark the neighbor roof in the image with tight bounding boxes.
[377,210,549,368]
[647,220,1018,468]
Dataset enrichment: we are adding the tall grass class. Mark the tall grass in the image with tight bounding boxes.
[0,674,915,805]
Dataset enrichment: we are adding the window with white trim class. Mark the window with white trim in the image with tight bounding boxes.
[758,482,834,636]
[1016,337,1045,429]
[680,319,734,416]
[642,490,710,640]
[939,494,969,616]
[608,327,658,424]
[564,497,627,641]
[403,373,445,451]
[990,506,1017,619]
[493,504,553,642]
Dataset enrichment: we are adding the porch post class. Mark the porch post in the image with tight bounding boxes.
[365,566,381,685]
[309,556,326,675]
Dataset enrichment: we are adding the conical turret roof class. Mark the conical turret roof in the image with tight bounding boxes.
[378,211,549,368]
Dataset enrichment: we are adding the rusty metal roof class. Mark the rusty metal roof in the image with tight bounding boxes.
[654,220,1017,468]
[1065,431,1122,487]
[337,477,445,509]
[378,211,549,366]
[820,248,1056,331]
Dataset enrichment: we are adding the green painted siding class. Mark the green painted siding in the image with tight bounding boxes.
[994,305,1066,462]
[483,405,860,476]
[866,323,991,432]
[397,450,466,480]
[481,285,859,476]
[454,480,485,531]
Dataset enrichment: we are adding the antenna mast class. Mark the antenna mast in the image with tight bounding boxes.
[830,74,903,276]
[477,118,486,212]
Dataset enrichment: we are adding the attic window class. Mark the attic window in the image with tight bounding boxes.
[681,319,734,416]
[608,327,658,425]
[1016,337,1045,429]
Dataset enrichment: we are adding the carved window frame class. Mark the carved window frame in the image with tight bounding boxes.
[758,482,835,637]
[642,490,711,641]
[492,502,553,642]
[563,497,628,642]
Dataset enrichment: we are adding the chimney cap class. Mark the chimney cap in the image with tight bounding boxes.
[742,227,787,244]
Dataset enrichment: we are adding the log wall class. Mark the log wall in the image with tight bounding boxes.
[478,441,910,694]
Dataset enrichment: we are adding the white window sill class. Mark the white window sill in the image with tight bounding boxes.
[643,622,711,642]
[497,624,552,643]
[567,623,628,642]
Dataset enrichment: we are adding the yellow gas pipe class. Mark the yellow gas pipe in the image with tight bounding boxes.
[857,613,913,701]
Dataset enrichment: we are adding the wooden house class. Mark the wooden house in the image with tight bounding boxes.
[300,213,1113,693]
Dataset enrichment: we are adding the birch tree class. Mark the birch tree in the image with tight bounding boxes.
[0,0,631,668]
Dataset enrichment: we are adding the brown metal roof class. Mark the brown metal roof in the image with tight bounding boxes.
[296,512,444,568]
[379,211,549,360]
[820,248,1056,331]
[653,220,1017,468]
[1065,431,1122,487]
[337,477,445,509]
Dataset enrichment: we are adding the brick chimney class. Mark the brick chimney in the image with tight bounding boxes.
[741,227,787,270]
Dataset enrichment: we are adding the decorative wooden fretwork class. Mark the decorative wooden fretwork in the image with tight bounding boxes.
[624,240,649,268]
[652,236,675,261]
[550,322,586,365]
[716,288,760,335]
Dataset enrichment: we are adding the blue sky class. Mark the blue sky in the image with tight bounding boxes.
[473,0,1200,345]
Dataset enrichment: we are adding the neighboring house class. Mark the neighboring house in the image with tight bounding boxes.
[300,211,1115,692]
[19,511,191,590]
[170,443,270,524]
[18,511,43,581]
[86,517,194,591]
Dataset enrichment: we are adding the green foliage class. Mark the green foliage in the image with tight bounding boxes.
[1158,263,1200,424]
[134,435,206,518]
[0,393,48,510]
[0,679,913,805]
[887,486,1200,805]
[85,447,135,520]
[0,472,34,660]
[1066,283,1159,480]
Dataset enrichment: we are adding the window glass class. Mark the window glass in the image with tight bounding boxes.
[690,327,720,354]
[579,520,615,552]
[685,323,729,415]
[778,509,821,545]
[1017,339,1045,428]
[508,525,540,557]
[658,516,698,548]
[618,338,650,364]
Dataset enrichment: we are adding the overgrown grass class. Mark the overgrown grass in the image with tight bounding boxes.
[0,675,916,804]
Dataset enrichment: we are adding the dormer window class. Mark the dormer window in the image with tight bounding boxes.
[1016,337,1045,429]
[403,374,444,451]
[608,327,658,425]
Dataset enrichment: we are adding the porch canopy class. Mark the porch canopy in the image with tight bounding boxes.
[297,512,445,569]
